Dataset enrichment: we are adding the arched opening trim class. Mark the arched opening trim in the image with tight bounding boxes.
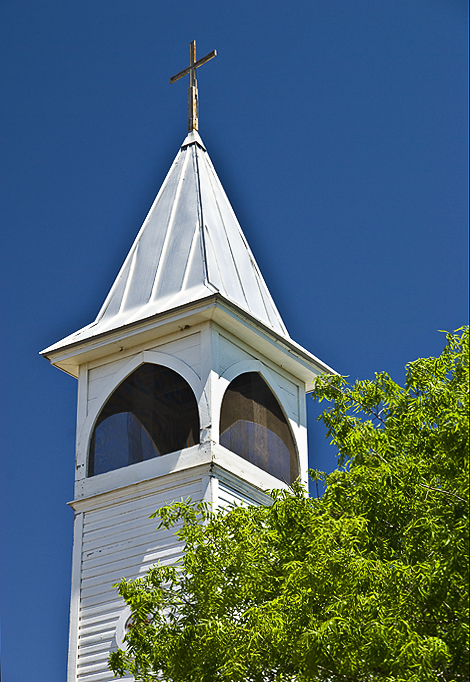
[88,363,200,476]
[219,371,298,484]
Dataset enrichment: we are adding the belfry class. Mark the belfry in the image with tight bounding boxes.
[41,42,333,682]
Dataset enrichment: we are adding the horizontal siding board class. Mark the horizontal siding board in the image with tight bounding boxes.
[80,582,125,602]
[81,555,181,594]
[79,599,125,621]
[78,629,118,645]
[82,532,180,565]
[78,635,117,651]
[82,533,180,572]
[149,333,201,378]
[79,623,118,639]
[84,483,201,521]
[82,533,174,564]
[88,357,131,383]
[82,543,182,579]
[78,660,111,674]
[83,498,162,531]
[82,497,191,537]
[82,491,199,552]
[79,614,119,632]
[81,555,179,601]
[82,521,165,552]
[80,638,114,660]
[82,559,183,600]
[78,670,117,682]
[83,528,177,556]
[218,334,251,374]
[78,633,116,649]
[82,545,182,584]
[83,481,201,528]
[83,513,161,544]
[78,640,113,667]
[87,358,131,401]
[78,617,117,634]
[80,592,124,610]
[78,608,123,628]
[78,629,117,645]
[79,471,203,514]
[218,482,257,508]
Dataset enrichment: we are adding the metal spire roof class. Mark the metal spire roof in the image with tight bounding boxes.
[44,130,289,354]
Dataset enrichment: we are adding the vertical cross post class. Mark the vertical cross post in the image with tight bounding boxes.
[170,41,217,132]
[188,40,198,132]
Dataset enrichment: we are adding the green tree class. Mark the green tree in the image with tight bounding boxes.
[109,328,469,681]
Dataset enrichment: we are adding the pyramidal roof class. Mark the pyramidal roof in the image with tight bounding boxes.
[45,130,289,353]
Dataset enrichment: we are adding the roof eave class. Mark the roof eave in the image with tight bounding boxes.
[41,294,336,387]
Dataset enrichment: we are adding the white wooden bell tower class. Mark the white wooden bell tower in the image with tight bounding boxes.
[42,111,333,680]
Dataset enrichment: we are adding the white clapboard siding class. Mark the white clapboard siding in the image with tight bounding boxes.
[87,332,202,406]
[82,545,182,586]
[149,332,201,379]
[79,641,114,659]
[276,376,299,424]
[218,333,252,374]
[76,474,203,682]
[79,618,119,638]
[87,357,132,402]
[218,480,258,508]
[81,535,180,575]
[217,333,300,426]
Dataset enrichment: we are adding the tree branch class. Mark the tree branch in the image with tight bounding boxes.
[419,484,466,503]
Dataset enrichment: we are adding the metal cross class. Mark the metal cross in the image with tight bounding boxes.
[170,40,217,132]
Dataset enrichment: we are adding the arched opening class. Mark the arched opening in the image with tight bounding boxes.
[219,372,298,484]
[88,363,200,476]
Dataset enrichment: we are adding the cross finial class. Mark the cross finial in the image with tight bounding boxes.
[170,40,217,132]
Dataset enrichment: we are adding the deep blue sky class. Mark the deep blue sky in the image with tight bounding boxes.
[0,1,467,680]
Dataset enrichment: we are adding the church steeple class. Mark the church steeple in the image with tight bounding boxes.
[42,47,334,681]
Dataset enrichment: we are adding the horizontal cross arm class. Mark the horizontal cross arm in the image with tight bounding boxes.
[170,49,217,84]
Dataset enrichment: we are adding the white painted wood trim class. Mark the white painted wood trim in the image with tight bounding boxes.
[201,474,212,507]
[213,464,273,505]
[211,442,291,492]
[85,324,204,373]
[74,446,212,503]
[75,364,88,481]
[219,359,300,421]
[77,350,209,482]
[71,456,213,510]
[213,322,317,389]
[199,324,214,441]
[216,359,302,470]
[43,296,335,384]
[142,350,210,425]
[67,511,83,682]
[209,473,219,509]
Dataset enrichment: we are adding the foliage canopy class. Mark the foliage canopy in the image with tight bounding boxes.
[109,328,469,681]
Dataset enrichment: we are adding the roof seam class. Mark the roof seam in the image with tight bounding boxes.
[180,221,202,291]
[203,154,251,310]
[193,144,211,290]
[203,222,228,294]
[118,248,139,314]
[149,146,190,302]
